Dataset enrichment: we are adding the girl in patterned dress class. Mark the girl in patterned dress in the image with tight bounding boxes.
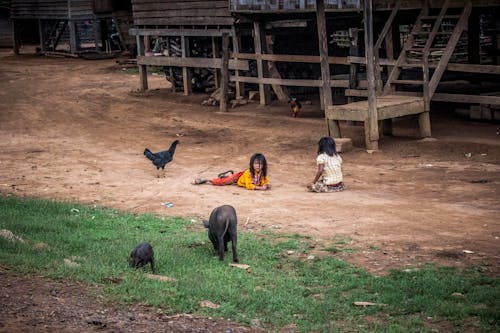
[307,136,345,193]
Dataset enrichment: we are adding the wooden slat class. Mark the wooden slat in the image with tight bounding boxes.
[232,52,349,65]
[433,93,500,105]
[129,28,233,37]
[134,17,234,26]
[137,56,249,71]
[229,76,344,88]
[348,56,500,74]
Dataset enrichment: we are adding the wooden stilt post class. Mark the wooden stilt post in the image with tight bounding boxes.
[12,19,20,54]
[93,19,99,51]
[420,55,432,137]
[136,35,148,91]
[38,19,45,52]
[182,36,192,96]
[68,20,77,53]
[348,28,359,104]
[381,27,394,135]
[231,26,244,98]
[253,21,269,105]
[220,33,230,112]
[316,0,340,137]
[166,37,175,90]
[212,36,220,88]
[364,0,379,150]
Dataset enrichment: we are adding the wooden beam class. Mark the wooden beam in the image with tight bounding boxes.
[253,21,267,105]
[230,76,349,87]
[212,36,220,88]
[232,26,244,98]
[232,52,349,65]
[12,19,20,54]
[364,0,379,149]
[136,35,148,91]
[317,0,339,137]
[348,56,500,74]
[433,93,500,105]
[220,33,229,112]
[129,28,233,37]
[181,36,192,96]
[137,56,249,71]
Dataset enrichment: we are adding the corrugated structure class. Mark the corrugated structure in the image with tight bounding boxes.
[10,0,109,20]
[9,0,132,55]
[132,0,234,26]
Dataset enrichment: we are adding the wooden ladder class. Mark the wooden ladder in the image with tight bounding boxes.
[383,0,472,105]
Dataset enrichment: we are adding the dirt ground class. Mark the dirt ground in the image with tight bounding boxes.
[0,48,499,332]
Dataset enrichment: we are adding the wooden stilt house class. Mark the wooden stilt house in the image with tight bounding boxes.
[132,0,500,148]
[10,0,133,55]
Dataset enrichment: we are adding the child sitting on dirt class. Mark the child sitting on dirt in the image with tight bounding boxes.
[307,136,345,193]
[193,153,270,190]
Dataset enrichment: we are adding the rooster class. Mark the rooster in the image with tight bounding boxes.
[289,97,302,118]
[144,140,179,177]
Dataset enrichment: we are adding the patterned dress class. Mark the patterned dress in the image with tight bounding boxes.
[308,153,345,193]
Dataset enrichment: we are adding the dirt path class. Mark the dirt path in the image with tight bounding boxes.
[0,49,499,331]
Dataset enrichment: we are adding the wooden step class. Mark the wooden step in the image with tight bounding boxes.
[326,95,425,122]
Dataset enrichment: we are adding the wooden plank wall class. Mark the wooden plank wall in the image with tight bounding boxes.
[131,0,234,26]
[10,0,97,20]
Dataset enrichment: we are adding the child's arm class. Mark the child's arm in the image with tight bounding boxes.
[310,164,324,185]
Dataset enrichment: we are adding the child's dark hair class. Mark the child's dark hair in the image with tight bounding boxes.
[317,136,337,156]
[249,153,267,177]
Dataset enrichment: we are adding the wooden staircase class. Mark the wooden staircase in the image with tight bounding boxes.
[384,0,472,102]
[42,20,68,52]
[326,0,472,149]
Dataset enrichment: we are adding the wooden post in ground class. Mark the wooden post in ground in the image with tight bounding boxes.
[212,36,220,88]
[253,21,270,105]
[232,26,244,98]
[363,0,379,150]
[68,21,77,53]
[38,19,45,52]
[420,55,432,138]
[12,19,20,54]
[381,27,395,135]
[136,35,148,91]
[93,19,100,51]
[348,28,359,104]
[316,0,340,137]
[166,37,175,90]
[182,36,192,96]
[220,33,230,112]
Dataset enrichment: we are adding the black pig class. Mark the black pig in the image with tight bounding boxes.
[203,205,238,262]
[128,242,155,273]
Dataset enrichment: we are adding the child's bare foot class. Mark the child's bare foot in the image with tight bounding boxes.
[192,178,208,185]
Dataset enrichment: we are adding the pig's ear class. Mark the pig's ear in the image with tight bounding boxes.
[202,220,209,228]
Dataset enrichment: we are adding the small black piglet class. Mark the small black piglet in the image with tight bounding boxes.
[203,205,238,262]
[128,242,155,273]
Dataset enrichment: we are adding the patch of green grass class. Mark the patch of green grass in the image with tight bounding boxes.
[0,196,499,332]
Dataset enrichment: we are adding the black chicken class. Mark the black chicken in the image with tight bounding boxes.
[144,140,179,177]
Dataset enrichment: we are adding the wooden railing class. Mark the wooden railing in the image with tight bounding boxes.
[229,0,361,12]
